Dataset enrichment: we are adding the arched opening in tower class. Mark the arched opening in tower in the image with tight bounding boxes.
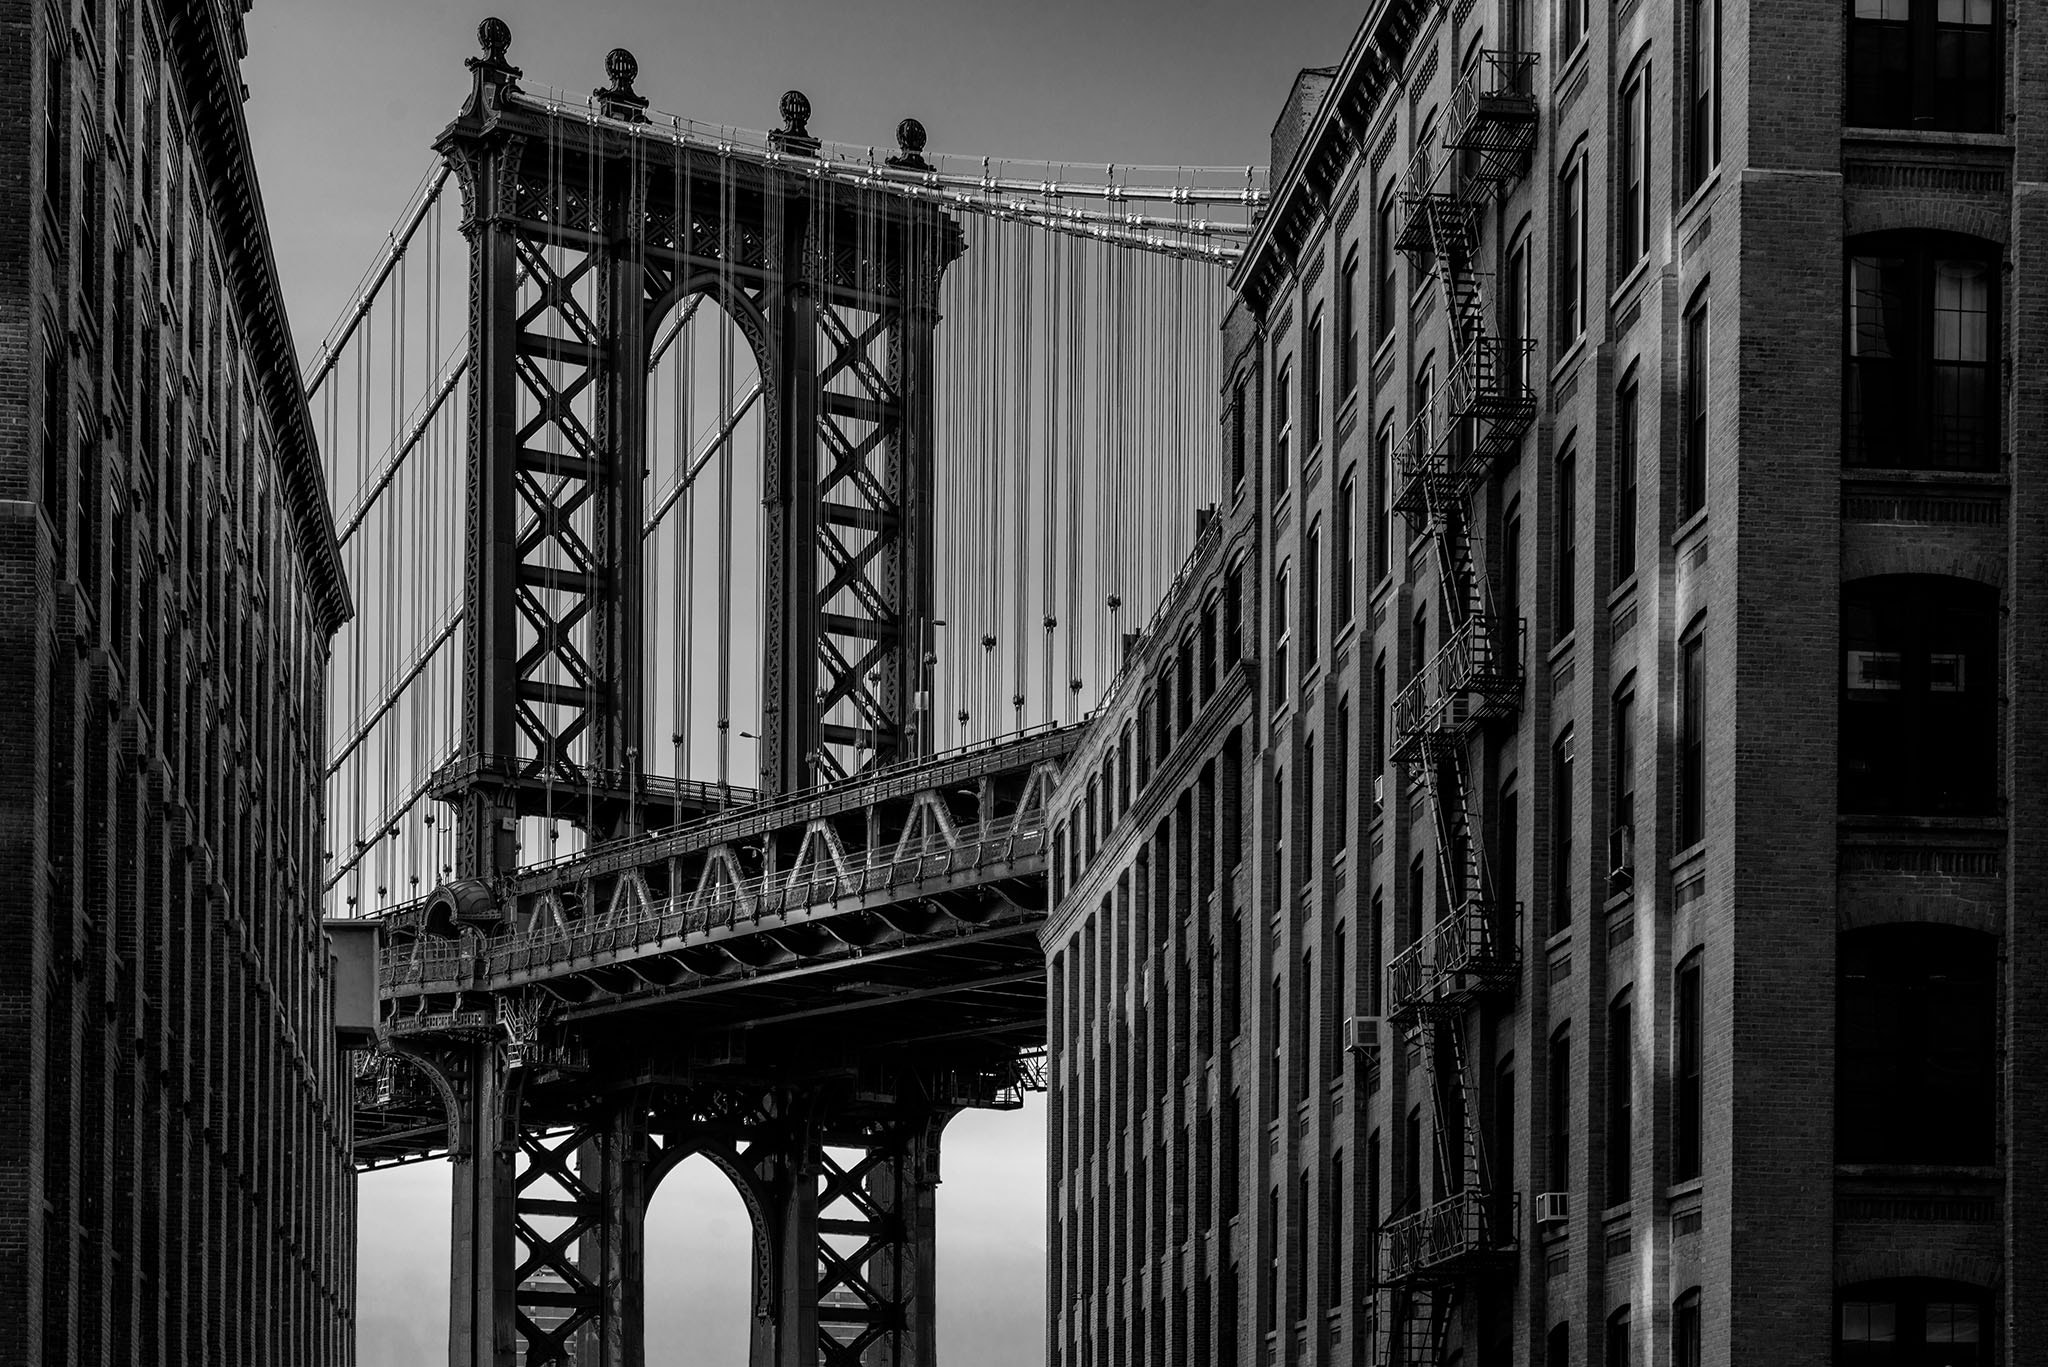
[643,1151,759,1364]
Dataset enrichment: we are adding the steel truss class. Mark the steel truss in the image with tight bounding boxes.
[1376,48,1539,1367]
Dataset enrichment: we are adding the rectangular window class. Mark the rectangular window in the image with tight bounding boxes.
[1297,949,1314,1103]
[1552,728,1575,931]
[1676,958,1703,1180]
[1304,307,1323,453]
[1503,504,1522,626]
[1337,470,1356,626]
[43,43,63,212]
[1331,924,1348,1080]
[1272,571,1290,708]
[1611,693,1636,895]
[1328,1150,1344,1308]
[1303,524,1321,664]
[1334,700,1351,850]
[1275,361,1293,496]
[1606,1309,1632,1367]
[1505,235,1533,395]
[1620,68,1651,269]
[1375,194,1398,345]
[1372,655,1388,787]
[1414,360,1436,457]
[1560,0,1589,54]
[1548,1027,1572,1193]
[1615,378,1639,580]
[1556,447,1577,637]
[1340,246,1361,395]
[1849,0,1998,133]
[1373,420,1394,581]
[1559,158,1587,346]
[1608,993,1633,1203]
[1498,784,1518,912]
[1230,375,1248,488]
[1683,300,1709,517]
[1494,1060,1516,1231]
[1403,1106,1423,1213]
[1687,0,1721,190]
[1846,241,1996,471]
[1680,634,1705,848]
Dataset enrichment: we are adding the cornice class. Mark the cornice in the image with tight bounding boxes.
[1229,0,1438,317]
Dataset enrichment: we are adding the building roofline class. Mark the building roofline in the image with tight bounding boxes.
[165,1,354,638]
[1227,0,1435,316]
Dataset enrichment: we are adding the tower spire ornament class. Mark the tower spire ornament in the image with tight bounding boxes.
[887,117,931,170]
[769,89,821,155]
[465,17,521,109]
[595,47,650,122]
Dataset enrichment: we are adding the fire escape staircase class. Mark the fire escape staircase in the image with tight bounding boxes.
[1374,50,1537,1367]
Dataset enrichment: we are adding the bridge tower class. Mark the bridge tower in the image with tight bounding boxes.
[418,22,971,1366]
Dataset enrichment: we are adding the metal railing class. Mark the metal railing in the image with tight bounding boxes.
[381,817,1051,989]
[1390,615,1524,756]
[1385,897,1519,1022]
[1379,1187,1498,1284]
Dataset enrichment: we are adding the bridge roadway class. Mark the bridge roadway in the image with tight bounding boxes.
[354,724,1075,1169]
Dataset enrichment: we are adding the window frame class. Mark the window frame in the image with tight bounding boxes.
[1679,630,1705,848]
[1844,231,2001,472]
[1558,153,1588,348]
[1556,444,1578,637]
[1847,0,2002,134]
[1674,952,1704,1182]
[1340,244,1362,396]
[1683,295,1710,517]
[1552,726,1576,932]
[1607,989,1634,1203]
[1686,0,1721,193]
[1618,61,1652,270]
[1614,371,1640,580]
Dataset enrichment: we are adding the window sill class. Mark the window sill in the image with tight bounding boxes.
[1669,841,1707,875]
[1552,38,1591,97]
[1549,334,1590,385]
[1545,923,1574,953]
[1672,506,1709,549]
[1607,574,1639,612]
[1676,169,1720,232]
[1602,1199,1635,1223]
[1842,126,2012,151]
[1609,257,1653,314]
[1665,1176,1704,1201]
[1547,630,1576,667]
[1837,812,2004,834]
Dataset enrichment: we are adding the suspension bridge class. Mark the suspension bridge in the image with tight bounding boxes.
[326,20,1261,1364]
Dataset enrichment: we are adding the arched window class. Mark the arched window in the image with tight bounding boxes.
[1841,576,1998,814]
[1837,1279,1988,1365]
[1838,924,1996,1165]
[1673,1289,1702,1367]
[1605,1305,1631,1367]
[1846,232,2000,471]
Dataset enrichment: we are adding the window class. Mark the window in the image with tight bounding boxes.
[1303,521,1321,665]
[1498,783,1518,912]
[1679,633,1705,847]
[1373,419,1395,581]
[1849,0,1999,133]
[1846,233,1998,471]
[1411,603,1429,683]
[1686,0,1720,192]
[1230,374,1249,488]
[1556,446,1578,636]
[1302,737,1317,866]
[1334,699,1351,850]
[1327,1150,1345,1308]
[40,320,64,528]
[1375,193,1398,346]
[1614,376,1639,580]
[1606,1307,1632,1367]
[1548,1323,1571,1367]
[1673,1290,1702,1367]
[1611,692,1636,896]
[1275,360,1293,496]
[1548,1025,1572,1193]
[1272,568,1290,708]
[1558,157,1588,348]
[1340,246,1361,395]
[1402,1105,1423,1213]
[1494,1058,1516,1230]
[1411,115,1439,292]
[1607,991,1633,1203]
[43,42,63,212]
[1413,358,1437,460]
[1372,654,1388,786]
[1304,306,1323,454]
[1406,856,1425,951]
[1674,954,1703,1181]
[1619,66,1651,269]
[1841,576,1998,814]
[1837,925,1995,1164]
[1505,231,1534,395]
[1683,297,1709,516]
[1336,469,1357,626]
[1332,923,1348,1077]
[1297,950,1314,1101]
[1503,502,1522,623]
[1551,728,1575,931]
[1369,892,1386,1013]
[1836,1279,1988,1366]
[1559,0,1589,55]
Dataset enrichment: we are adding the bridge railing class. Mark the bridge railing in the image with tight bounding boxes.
[382,815,1053,990]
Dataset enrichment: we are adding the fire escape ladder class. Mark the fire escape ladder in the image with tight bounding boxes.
[1374,1284,1448,1367]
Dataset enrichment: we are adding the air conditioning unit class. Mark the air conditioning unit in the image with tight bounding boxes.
[1343,1015,1384,1063]
[1535,1191,1570,1226]
[1372,774,1385,809]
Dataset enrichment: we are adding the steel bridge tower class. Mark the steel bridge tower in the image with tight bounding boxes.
[416,22,978,1366]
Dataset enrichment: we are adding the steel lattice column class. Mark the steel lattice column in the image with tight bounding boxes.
[449,1040,522,1367]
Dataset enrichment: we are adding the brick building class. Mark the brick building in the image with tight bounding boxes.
[1,0,356,1362]
[1044,0,2042,1363]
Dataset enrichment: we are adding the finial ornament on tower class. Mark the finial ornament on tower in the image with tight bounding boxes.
[595,46,650,122]
[466,16,522,109]
[769,89,821,156]
[887,117,931,171]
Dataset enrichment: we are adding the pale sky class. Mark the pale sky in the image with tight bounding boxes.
[242,1,1361,1360]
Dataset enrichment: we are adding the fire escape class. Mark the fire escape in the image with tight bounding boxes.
[1377,50,1538,1367]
